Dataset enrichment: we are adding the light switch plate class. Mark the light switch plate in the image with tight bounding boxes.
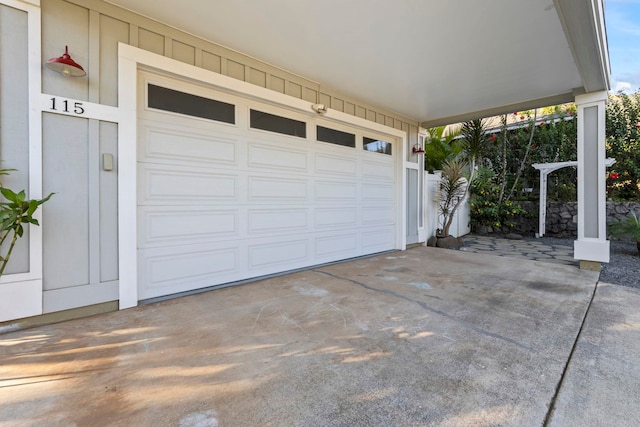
[103,153,114,171]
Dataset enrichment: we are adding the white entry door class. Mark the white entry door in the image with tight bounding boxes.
[136,72,399,300]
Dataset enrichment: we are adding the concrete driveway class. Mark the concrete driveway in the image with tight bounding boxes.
[1,247,639,426]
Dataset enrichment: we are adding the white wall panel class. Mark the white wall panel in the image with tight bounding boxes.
[99,121,119,282]
[43,114,90,290]
[0,4,30,274]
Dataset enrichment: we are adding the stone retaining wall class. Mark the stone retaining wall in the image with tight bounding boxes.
[508,201,640,237]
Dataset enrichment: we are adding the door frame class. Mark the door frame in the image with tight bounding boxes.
[117,43,408,309]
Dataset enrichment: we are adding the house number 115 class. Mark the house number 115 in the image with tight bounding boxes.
[50,97,85,115]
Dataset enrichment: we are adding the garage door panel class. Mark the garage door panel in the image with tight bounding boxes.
[314,207,357,229]
[316,181,357,201]
[248,176,308,200]
[315,233,358,257]
[140,121,238,166]
[315,153,357,176]
[138,245,240,299]
[138,206,238,248]
[247,142,308,172]
[362,206,395,225]
[248,208,309,234]
[362,160,394,180]
[362,227,395,250]
[138,164,238,204]
[362,182,394,201]
[248,239,309,269]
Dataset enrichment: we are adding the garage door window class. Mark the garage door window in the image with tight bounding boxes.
[147,84,235,124]
[317,126,355,148]
[250,109,306,138]
[364,137,392,155]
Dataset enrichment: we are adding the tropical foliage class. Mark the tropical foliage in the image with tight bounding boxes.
[469,167,527,231]
[0,168,53,277]
[606,91,640,200]
[425,92,640,234]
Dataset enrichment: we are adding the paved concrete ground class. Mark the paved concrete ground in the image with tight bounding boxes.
[549,282,640,426]
[461,235,577,266]
[0,246,636,426]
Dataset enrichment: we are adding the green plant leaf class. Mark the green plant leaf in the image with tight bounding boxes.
[0,187,17,202]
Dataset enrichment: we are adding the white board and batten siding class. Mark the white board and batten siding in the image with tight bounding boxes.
[137,72,399,300]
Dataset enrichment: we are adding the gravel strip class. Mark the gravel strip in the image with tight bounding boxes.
[525,236,640,289]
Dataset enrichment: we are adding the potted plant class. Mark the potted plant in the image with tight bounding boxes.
[435,158,467,248]
[608,212,640,256]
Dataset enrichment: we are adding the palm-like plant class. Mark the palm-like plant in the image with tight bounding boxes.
[459,119,490,186]
[438,158,468,237]
[424,125,462,173]
[609,212,640,256]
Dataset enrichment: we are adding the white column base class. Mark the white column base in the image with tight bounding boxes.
[574,238,610,263]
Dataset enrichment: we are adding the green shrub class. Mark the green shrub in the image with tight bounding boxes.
[470,167,527,231]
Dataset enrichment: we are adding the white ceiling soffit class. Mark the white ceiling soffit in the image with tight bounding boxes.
[106,0,610,127]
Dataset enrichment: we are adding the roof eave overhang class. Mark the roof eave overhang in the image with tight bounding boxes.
[422,0,611,128]
[421,91,576,128]
[554,0,611,93]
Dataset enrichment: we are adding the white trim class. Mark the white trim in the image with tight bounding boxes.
[575,91,608,106]
[0,0,42,321]
[0,279,41,322]
[39,94,120,122]
[117,54,138,309]
[117,43,407,309]
[1,0,39,9]
[574,238,610,263]
[43,280,119,313]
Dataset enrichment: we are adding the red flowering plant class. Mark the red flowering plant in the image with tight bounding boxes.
[606,91,640,200]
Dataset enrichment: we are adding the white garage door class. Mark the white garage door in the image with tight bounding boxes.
[137,72,398,300]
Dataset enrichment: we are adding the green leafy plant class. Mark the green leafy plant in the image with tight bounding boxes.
[469,166,527,232]
[424,125,462,173]
[0,168,53,276]
[606,91,640,200]
[608,212,640,255]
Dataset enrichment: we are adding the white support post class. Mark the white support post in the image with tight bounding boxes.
[574,91,610,266]
[538,171,547,237]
